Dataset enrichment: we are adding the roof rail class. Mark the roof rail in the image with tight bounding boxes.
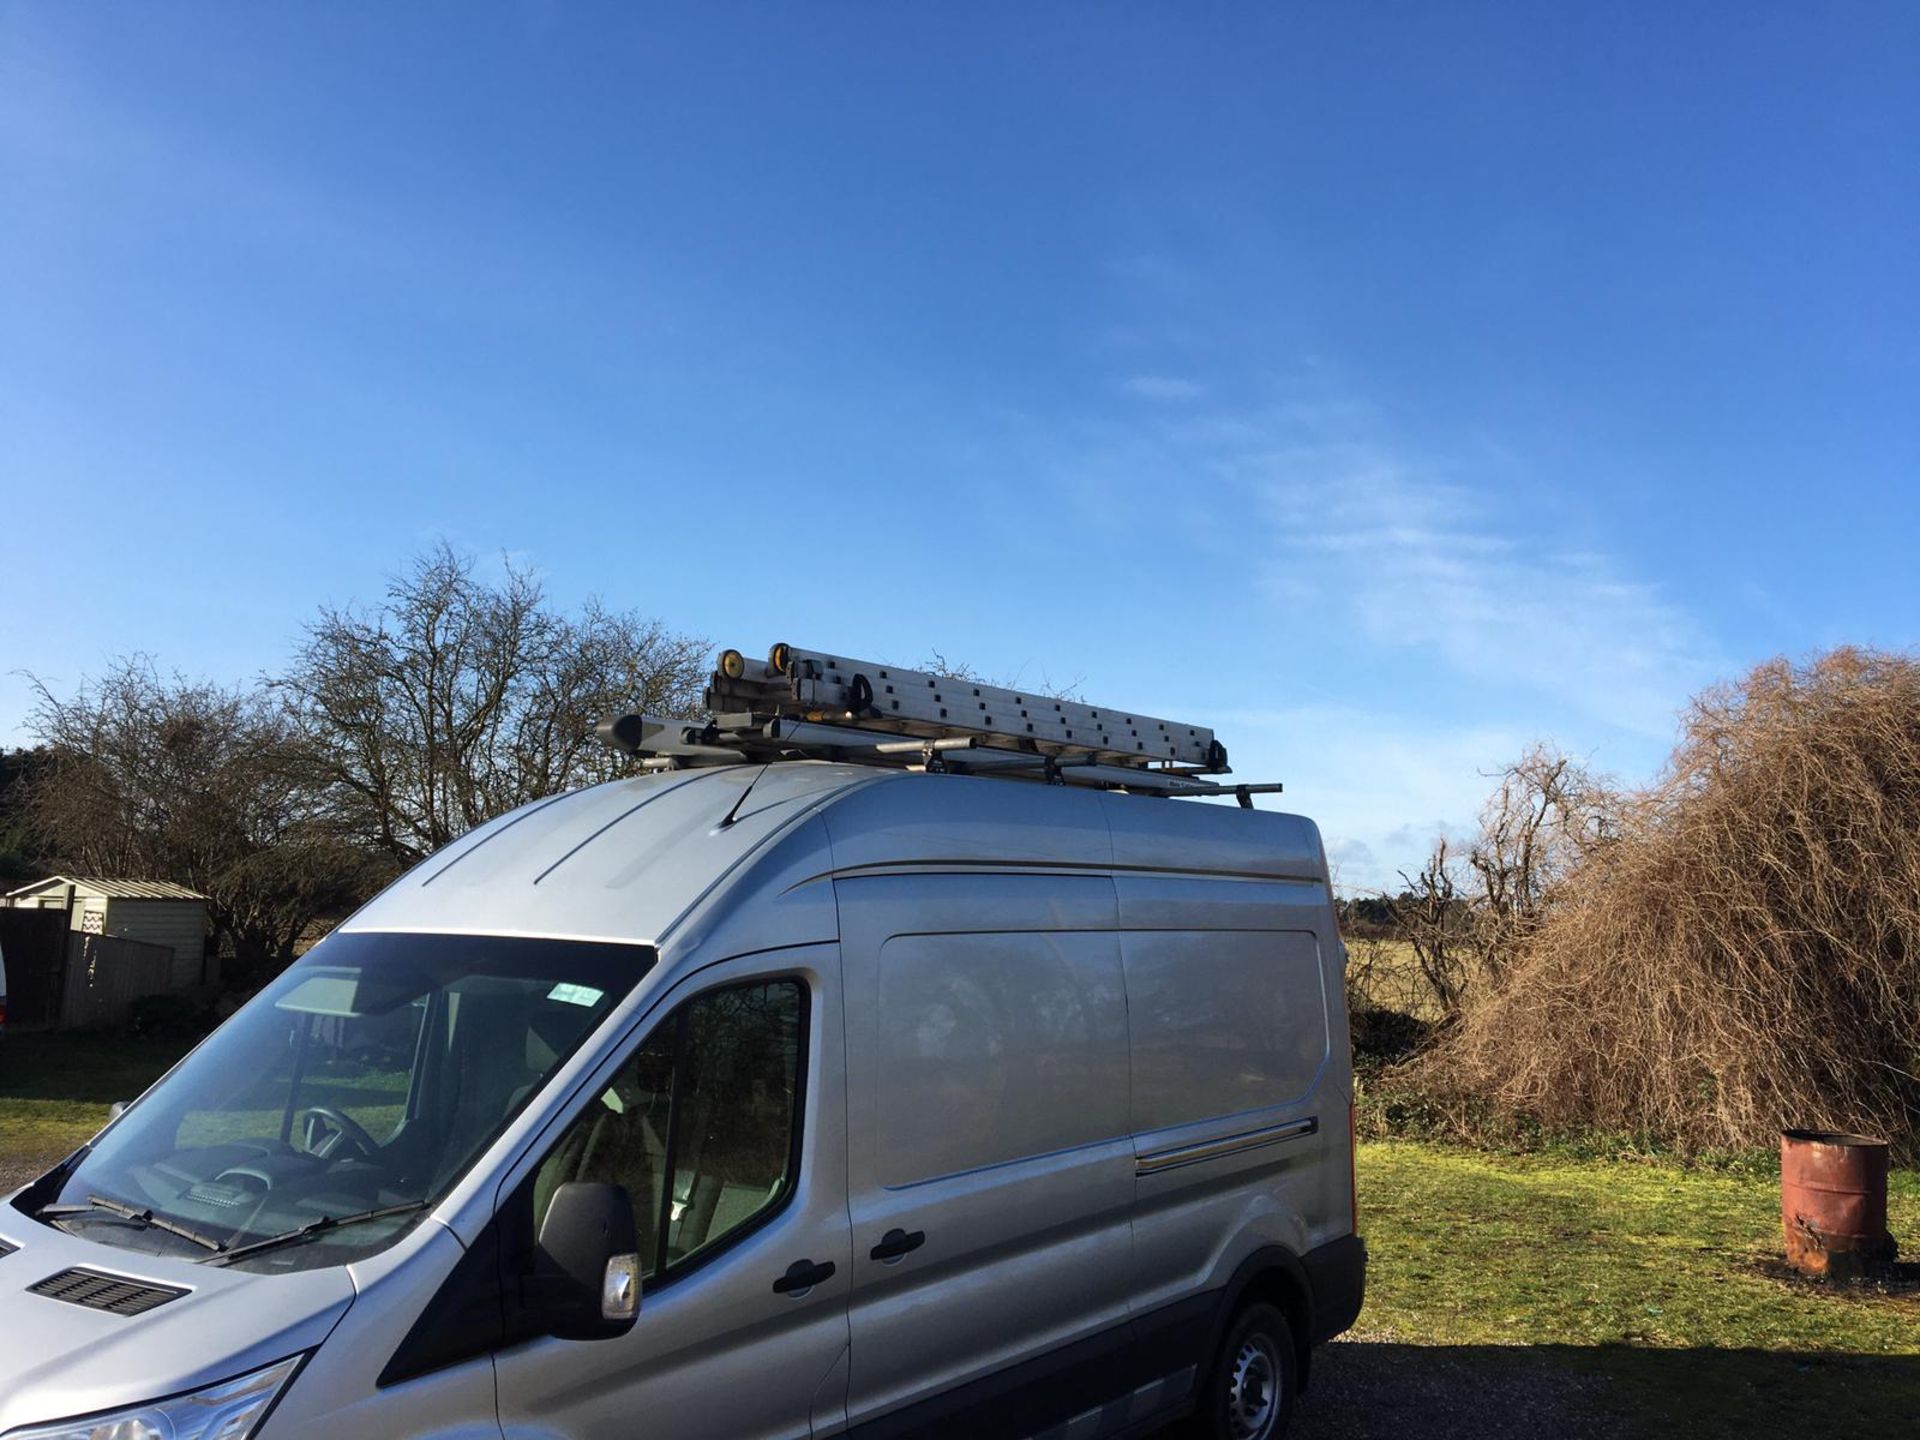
[596,644,1284,805]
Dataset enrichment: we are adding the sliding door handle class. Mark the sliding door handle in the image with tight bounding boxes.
[869,1227,926,1263]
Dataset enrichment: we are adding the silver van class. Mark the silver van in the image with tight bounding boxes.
[0,680,1363,1440]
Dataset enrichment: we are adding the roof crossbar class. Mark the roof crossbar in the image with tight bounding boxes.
[596,643,1285,802]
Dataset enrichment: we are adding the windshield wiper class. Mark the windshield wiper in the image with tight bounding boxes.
[208,1200,430,1267]
[41,1193,228,1254]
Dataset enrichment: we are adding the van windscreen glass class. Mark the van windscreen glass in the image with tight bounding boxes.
[24,931,650,1274]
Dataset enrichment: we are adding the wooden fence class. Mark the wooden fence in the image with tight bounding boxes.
[0,908,72,1028]
[60,933,177,1030]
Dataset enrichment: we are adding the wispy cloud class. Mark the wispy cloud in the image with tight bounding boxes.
[1087,256,1717,744]
[1218,703,1529,892]
[1232,435,1715,738]
[1051,395,1715,739]
[1060,369,1714,741]
[1006,361,1720,880]
[1119,374,1207,402]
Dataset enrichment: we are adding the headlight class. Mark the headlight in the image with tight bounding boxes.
[3,1355,304,1440]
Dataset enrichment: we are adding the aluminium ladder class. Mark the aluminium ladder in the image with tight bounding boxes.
[596,643,1282,804]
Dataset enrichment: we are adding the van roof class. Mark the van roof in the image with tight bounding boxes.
[339,761,1326,949]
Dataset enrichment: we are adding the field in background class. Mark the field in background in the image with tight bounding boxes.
[1344,940,1459,1029]
[5,1037,1918,1437]
[1343,937,1449,1021]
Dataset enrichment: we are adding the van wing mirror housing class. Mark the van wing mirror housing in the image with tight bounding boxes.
[529,1181,642,1340]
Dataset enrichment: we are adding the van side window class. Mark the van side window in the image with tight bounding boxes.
[1124,930,1330,1132]
[532,979,805,1279]
[876,931,1128,1186]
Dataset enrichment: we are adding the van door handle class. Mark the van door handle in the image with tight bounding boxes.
[772,1258,836,1295]
[869,1228,926,1262]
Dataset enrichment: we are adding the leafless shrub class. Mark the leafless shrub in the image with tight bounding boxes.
[1466,745,1618,983]
[1342,931,1387,1017]
[1415,648,1920,1154]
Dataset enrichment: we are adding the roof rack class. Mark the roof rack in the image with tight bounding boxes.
[595,643,1284,805]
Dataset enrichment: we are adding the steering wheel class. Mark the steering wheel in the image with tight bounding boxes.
[297,1106,381,1162]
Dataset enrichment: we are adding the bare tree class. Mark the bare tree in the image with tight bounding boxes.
[26,659,383,979]
[1466,745,1617,983]
[0,748,52,886]
[283,544,708,862]
[1396,838,1473,1017]
[1394,746,1619,1018]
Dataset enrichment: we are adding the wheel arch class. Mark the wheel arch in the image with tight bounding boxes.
[1213,1247,1315,1394]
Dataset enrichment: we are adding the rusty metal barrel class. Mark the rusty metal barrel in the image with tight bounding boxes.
[1781,1129,1892,1279]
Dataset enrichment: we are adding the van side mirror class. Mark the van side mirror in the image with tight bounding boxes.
[527,1182,641,1340]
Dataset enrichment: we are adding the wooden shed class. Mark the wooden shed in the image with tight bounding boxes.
[3,876,211,989]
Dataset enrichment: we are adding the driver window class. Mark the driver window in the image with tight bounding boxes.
[320,998,427,1145]
[532,978,805,1280]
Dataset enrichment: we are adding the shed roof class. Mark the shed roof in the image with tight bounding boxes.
[3,876,209,902]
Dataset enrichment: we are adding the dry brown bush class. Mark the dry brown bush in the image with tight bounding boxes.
[1412,648,1920,1154]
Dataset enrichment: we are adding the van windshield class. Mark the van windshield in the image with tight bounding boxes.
[25,931,650,1274]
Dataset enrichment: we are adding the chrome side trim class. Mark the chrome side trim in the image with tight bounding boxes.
[1135,1117,1318,1176]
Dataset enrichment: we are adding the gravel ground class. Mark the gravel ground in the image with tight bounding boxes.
[0,1154,56,1197]
[1287,1339,1629,1440]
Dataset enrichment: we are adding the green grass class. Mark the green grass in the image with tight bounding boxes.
[0,1031,200,1175]
[1359,1139,1920,1435]
[0,1030,416,1173]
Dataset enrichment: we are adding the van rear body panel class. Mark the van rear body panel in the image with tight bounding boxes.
[814,771,1361,1437]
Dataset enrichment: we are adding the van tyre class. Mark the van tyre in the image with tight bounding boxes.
[1189,1302,1297,1440]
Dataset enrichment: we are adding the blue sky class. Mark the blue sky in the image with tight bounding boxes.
[3,4,1916,889]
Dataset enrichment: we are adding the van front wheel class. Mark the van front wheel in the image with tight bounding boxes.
[1188,1302,1297,1440]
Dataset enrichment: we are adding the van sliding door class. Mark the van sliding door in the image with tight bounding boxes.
[836,872,1136,1435]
